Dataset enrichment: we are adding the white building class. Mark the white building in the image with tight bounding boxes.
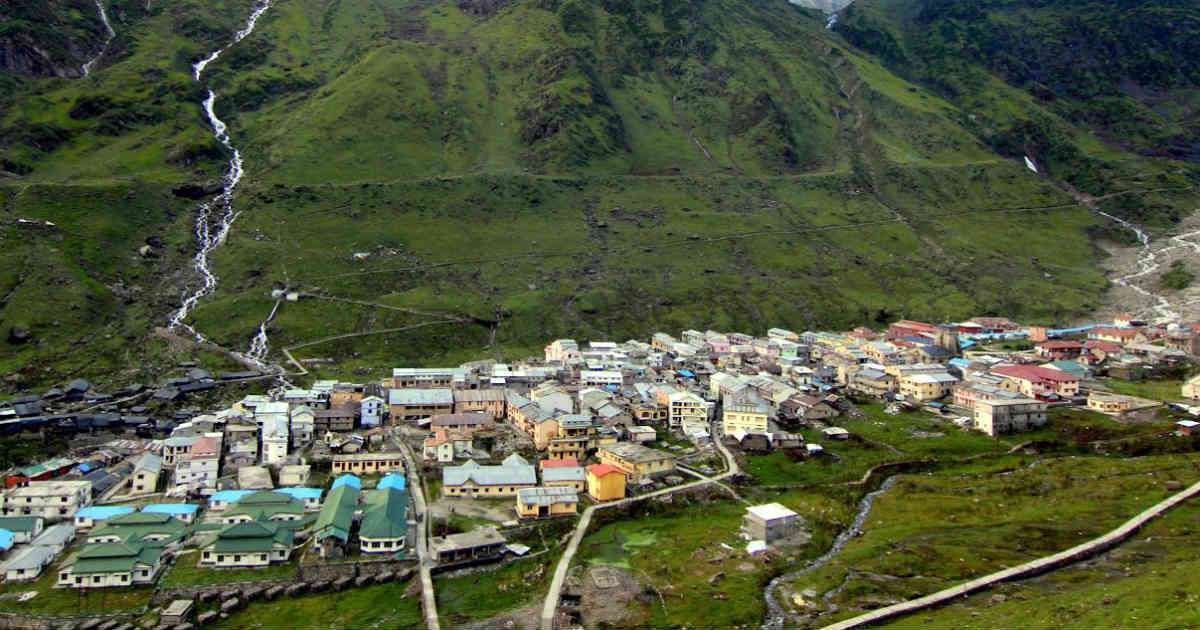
[290,406,315,447]
[667,391,709,430]
[261,415,290,465]
[580,370,623,387]
[1,481,92,522]
[361,395,386,427]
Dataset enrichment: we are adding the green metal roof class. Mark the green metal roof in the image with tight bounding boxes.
[0,517,41,533]
[235,491,296,506]
[70,541,163,574]
[359,489,408,539]
[88,514,189,544]
[210,521,293,553]
[313,484,357,543]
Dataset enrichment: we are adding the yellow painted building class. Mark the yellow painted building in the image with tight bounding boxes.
[586,464,626,501]
[597,443,674,483]
[515,487,578,519]
[722,400,768,435]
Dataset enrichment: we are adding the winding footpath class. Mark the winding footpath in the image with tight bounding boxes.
[81,0,115,76]
[538,420,741,630]
[818,479,1200,630]
[166,0,282,373]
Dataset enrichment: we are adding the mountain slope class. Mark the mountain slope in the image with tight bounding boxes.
[0,0,1198,390]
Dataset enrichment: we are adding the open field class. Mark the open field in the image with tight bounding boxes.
[209,579,424,629]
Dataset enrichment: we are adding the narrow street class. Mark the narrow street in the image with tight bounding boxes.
[394,433,440,630]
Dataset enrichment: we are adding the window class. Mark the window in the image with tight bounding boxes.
[234,555,242,562]
[93,576,102,584]
[203,551,210,559]
[120,574,128,582]
[260,554,267,561]
[76,577,83,584]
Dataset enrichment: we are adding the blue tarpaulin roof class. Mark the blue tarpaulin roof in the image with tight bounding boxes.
[74,506,135,521]
[0,529,12,551]
[332,474,362,490]
[677,369,695,377]
[378,474,406,491]
[209,490,255,503]
[142,504,199,515]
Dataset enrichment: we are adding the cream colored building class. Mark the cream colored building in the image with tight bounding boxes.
[974,399,1047,437]
[597,443,674,483]
[722,400,769,435]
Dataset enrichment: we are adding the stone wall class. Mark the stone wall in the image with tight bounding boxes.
[0,611,137,630]
[296,557,416,582]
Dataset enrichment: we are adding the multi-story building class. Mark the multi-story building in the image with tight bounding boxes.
[597,444,674,483]
[161,436,196,468]
[544,339,581,363]
[360,395,386,427]
[2,481,92,522]
[260,415,289,465]
[898,372,960,402]
[452,389,506,419]
[289,406,315,447]
[656,389,709,429]
[388,389,454,423]
[722,399,769,435]
[991,365,1080,398]
[974,399,1048,437]
[175,434,221,491]
[390,368,464,389]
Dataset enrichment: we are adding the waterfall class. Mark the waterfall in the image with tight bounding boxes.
[168,0,279,373]
[81,0,116,76]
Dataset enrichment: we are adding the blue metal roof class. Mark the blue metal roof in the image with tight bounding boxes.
[0,529,12,551]
[74,506,135,520]
[142,503,200,515]
[276,487,324,500]
[378,474,406,491]
[677,369,695,377]
[332,474,362,490]
[209,490,255,503]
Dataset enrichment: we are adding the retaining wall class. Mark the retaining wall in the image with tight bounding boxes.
[819,479,1200,630]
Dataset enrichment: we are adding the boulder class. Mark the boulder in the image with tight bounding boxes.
[355,575,372,588]
[221,589,240,601]
[197,591,217,604]
[333,577,352,591]
[264,586,284,600]
[7,326,31,345]
[374,571,393,584]
[171,181,222,200]
[310,580,329,592]
[219,598,241,613]
[242,586,263,601]
[196,612,219,625]
[285,584,307,597]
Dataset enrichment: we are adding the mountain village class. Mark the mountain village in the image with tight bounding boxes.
[0,313,1198,628]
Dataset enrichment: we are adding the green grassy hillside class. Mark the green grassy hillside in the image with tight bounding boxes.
[1,0,1199,388]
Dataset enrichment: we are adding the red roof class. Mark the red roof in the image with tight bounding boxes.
[1038,341,1083,349]
[890,320,938,333]
[541,458,580,469]
[1084,340,1122,352]
[992,365,1080,383]
[1090,327,1138,339]
[586,464,623,478]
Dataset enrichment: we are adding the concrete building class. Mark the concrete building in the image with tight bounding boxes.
[260,415,289,465]
[331,453,404,476]
[585,464,626,502]
[130,453,162,494]
[360,395,386,427]
[431,527,506,565]
[442,454,537,497]
[743,503,800,544]
[452,389,506,419]
[1,481,92,522]
[974,398,1048,437]
[722,399,769,435]
[390,368,464,389]
[516,486,578,518]
[597,443,674,483]
[388,389,454,423]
